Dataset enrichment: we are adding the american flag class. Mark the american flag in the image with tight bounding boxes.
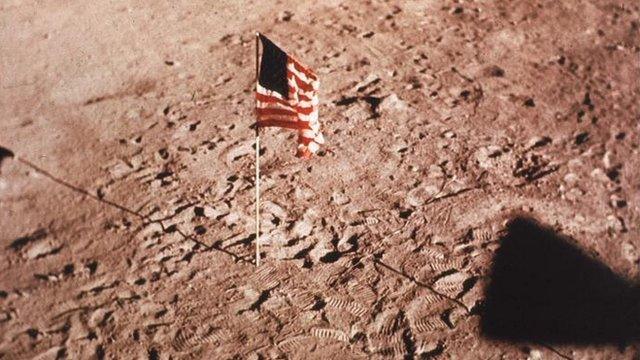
[255,33,324,158]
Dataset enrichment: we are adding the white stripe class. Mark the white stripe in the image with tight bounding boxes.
[308,141,320,153]
[297,97,318,107]
[308,121,321,132]
[299,128,324,144]
[257,84,288,101]
[298,111,318,123]
[287,77,317,99]
[300,129,316,138]
[257,101,295,112]
[287,63,320,90]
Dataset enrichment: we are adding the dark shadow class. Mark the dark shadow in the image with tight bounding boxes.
[481,217,640,345]
[0,146,14,173]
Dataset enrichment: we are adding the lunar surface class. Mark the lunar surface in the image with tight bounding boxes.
[1,1,639,359]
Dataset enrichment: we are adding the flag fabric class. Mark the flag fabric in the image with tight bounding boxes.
[255,33,324,158]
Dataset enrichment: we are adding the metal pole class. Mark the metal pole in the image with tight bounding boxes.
[255,32,261,267]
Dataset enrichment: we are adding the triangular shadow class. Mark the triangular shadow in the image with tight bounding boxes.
[481,217,640,345]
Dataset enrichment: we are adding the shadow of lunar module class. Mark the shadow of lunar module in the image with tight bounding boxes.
[481,217,640,346]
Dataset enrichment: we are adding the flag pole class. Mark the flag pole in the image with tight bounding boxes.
[255,32,261,267]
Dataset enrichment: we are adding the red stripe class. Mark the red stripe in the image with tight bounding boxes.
[295,106,314,115]
[257,119,311,130]
[297,136,313,145]
[258,103,296,113]
[256,108,297,117]
[288,72,315,92]
[256,92,291,107]
[289,57,317,79]
[296,147,312,159]
[257,89,313,114]
[298,93,313,103]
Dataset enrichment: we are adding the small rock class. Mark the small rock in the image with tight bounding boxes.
[484,65,505,77]
[88,308,110,329]
[621,242,638,263]
[610,194,627,208]
[461,277,484,310]
[475,146,502,169]
[359,31,375,38]
[109,160,134,179]
[563,173,579,185]
[225,140,253,164]
[526,136,551,149]
[416,340,442,356]
[591,168,609,183]
[292,219,313,237]
[427,165,445,179]
[603,150,616,169]
[277,10,293,22]
[564,187,584,202]
[442,130,456,139]
[521,205,534,212]
[527,349,543,360]
[447,306,467,327]
[437,139,450,149]
[295,187,315,200]
[575,131,589,145]
[0,311,11,323]
[447,179,469,193]
[224,212,240,227]
[341,101,370,122]
[406,184,440,207]
[126,108,141,120]
[379,93,407,112]
[405,82,420,90]
[486,145,502,157]
[308,241,331,263]
[606,215,624,232]
[567,158,583,171]
[203,205,226,218]
[262,201,287,219]
[25,241,61,260]
[353,74,380,92]
[331,191,350,205]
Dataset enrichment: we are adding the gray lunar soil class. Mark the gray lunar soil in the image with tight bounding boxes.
[1,1,639,359]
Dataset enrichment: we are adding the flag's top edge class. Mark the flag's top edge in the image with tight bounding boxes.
[258,33,317,78]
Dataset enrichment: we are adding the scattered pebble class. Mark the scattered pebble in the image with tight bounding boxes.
[442,130,456,139]
[484,65,505,77]
[475,145,502,169]
[292,219,313,238]
[591,168,609,183]
[563,173,579,185]
[606,215,625,233]
[603,150,616,169]
[331,191,350,205]
[527,349,543,360]
[379,93,407,112]
[621,242,638,264]
[277,10,294,22]
[353,74,380,92]
[525,136,551,149]
[610,194,627,208]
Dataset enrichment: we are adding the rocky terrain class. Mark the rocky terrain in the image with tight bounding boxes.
[1,0,639,359]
